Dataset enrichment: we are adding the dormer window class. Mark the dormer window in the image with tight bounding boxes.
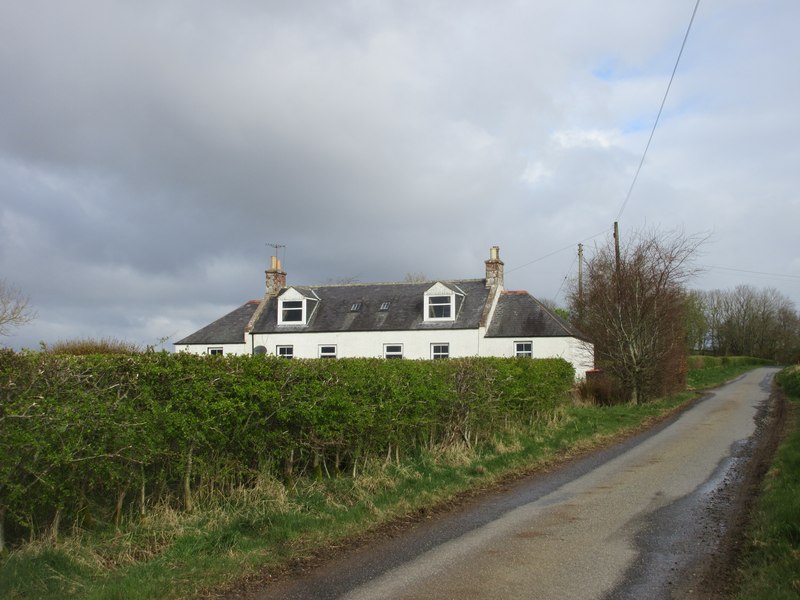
[281,300,303,322]
[423,282,464,322]
[277,288,319,325]
[427,296,452,319]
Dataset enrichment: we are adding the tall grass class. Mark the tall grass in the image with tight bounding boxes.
[733,365,800,599]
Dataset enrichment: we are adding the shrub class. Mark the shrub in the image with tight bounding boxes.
[577,372,627,406]
[0,351,575,549]
[45,337,141,355]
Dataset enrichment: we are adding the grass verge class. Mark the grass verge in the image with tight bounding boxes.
[732,365,800,599]
[686,356,773,390]
[0,365,761,599]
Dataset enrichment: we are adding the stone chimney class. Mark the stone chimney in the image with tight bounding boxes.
[485,246,504,289]
[265,255,286,297]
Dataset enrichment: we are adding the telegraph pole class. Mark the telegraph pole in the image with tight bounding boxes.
[613,222,623,295]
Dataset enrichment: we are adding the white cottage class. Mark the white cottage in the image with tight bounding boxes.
[174,247,594,378]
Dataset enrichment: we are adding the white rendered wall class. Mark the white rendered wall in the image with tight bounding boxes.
[480,336,594,378]
[174,332,594,379]
[174,343,250,356]
[251,328,482,360]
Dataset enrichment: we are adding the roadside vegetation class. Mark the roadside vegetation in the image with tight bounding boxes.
[0,348,767,599]
[733,364,800,599]
[685,355,774,390]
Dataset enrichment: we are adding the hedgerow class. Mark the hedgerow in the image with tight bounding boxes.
[0,350,573,549]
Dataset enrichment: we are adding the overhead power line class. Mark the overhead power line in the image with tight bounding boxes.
[616,0,701,221]
[700,265,800,281]
[507,228,608,274]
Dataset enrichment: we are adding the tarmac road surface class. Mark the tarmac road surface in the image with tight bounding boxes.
[248,367,778,600]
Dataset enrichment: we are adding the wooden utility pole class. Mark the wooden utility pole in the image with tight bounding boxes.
[613,222,623,295]
[577,243,584,303]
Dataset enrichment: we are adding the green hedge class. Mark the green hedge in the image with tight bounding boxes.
[0,350,573,546]
[686,355,773,370]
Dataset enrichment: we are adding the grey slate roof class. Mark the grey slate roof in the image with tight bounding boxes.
[486,291,590,340]
[175,300,260,345]
[175,282,589,346]
[251,279,491,334]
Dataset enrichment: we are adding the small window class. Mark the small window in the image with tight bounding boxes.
[277,345,294,359]
[431,343,449,360]
[350,302,362,312]
[281,300,303,323]
[379,301,391,311]
[319,345,337,359]
[384,344,403,359]
[208,347,223,356]
[427,295,453,319]
[515,341,533,358]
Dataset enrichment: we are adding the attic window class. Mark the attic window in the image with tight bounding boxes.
[277,291,319,325]
[280,300,303,323]
[379,302,391,311]
[426,295,453,320]
[350,302,362,312]
[423,283,463,323]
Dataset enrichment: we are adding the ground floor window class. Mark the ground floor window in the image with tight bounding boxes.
[384,344,403,359]
[277,345,294,359]
[319,345,337,358]
[431,343,449,359]
[515,341,533,357]
[208,347,223,356]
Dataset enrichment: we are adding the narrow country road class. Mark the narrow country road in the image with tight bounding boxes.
[245,367,779,600]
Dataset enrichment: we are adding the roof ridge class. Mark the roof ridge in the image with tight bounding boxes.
[290,278,485,289]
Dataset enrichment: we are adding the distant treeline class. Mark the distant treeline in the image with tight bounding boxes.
[0,351,574,549]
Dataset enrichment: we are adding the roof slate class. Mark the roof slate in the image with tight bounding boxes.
[486,292,590,340]
[250,279,491,334]
[175,282,589,346]
[175,301,260,345]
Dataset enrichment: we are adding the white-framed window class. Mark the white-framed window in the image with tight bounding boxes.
[384,344,403,359]
[277,345,294,359]
[319,345,337,359]
[426,295,453,320]
[279,300,304,324]
[277,289,319,326]
[515,341,533,358]
[431,343,449,359]
[379,301,391,311]
[423,283,463,323]
[208,347,223,356]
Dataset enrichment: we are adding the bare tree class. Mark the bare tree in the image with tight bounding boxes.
[0,280,35,337]
[698,285,799,362]
[570,228,703,403]
[682,290,708,353]
[402,272,428,283]
[539,298,572,322]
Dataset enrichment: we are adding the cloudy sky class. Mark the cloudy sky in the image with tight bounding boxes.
[1,0,799,350]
